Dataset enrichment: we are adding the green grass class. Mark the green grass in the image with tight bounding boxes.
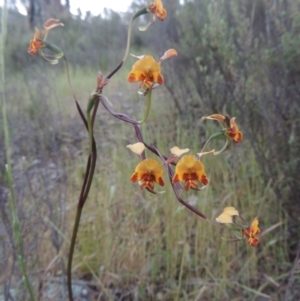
[2,64,294,300]
[73,135,287,300]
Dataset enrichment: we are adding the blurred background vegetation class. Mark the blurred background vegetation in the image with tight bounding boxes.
[0,0,300,300]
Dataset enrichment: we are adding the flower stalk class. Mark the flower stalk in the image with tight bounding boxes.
[106,8,148,80]
[138,89,152,124]
[67,96,99,301]
[200,130,226,153]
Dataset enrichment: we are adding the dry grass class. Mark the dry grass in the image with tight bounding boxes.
[0,65,297,300]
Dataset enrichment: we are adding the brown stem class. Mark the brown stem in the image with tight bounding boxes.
[106,61,124,80]
[67,99,99,301]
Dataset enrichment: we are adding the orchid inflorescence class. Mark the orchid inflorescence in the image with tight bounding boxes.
[28,1,259,299]
[28,18,64,64]
[216,207,260,247]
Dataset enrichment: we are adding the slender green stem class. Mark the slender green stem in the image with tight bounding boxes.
[67,154,91,301]
[63,57,78,103]
[1,1,35,299]
[63,54,89,301]
[106,8,148,79]
[67,207,83,301]
[213,138,230,155]
[82,151,97,201]
[200,130,226,153]
[123,8,148,62]
[87,96,96,154]
[82,97,99,201]
[87,114,93,154]
[138,89,152,124]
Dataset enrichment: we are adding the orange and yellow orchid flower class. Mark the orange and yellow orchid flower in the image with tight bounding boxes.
[172,155,208,191]
[28,19,64,58]
[226,117,243,143]
[202,114,243,143]
[148,0,167,21]
[128,49,177,90]
[128,55,164,89]
[130,159,164,191]
[242,217,260,247]
[28,29,44,55]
